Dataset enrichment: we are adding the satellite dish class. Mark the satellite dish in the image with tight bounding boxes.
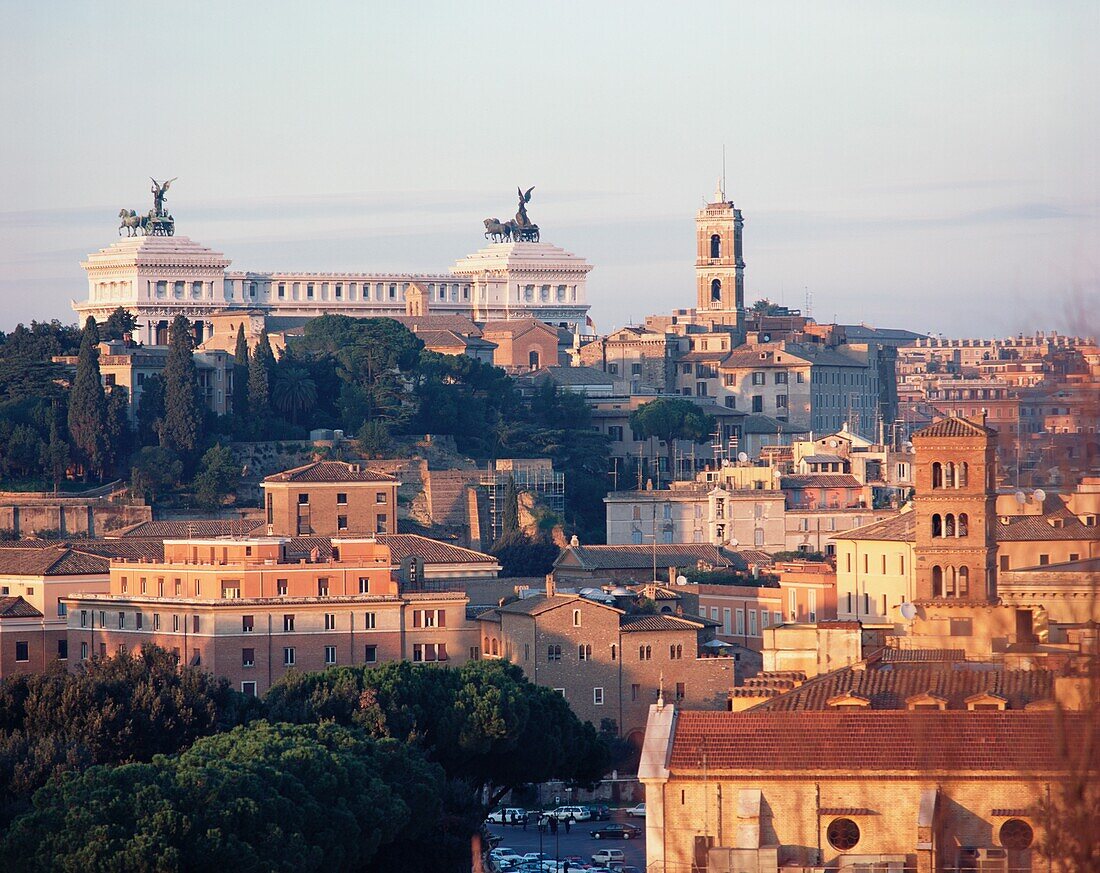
[761,333,772,343]
[737,451,748,463]
[903,441,913,451]
[728,539,739,548]
[675,575,688,586]
[1014,491,1026,505]
[899,602,917,620]
[1033,489,1047,503]
[774,469,783,479]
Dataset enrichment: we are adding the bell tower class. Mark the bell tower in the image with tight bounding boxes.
[696,180,745,336]
[911,415,999,603]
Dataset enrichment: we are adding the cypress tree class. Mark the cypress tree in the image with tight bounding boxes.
[159,315,203,457]
[67,317,108,479]
[501,476,520,535]
[105,386,133,476]
[248,329,275,419]
[232,324,249,416]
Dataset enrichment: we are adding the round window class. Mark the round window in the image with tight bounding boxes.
[827,818,861,851]
[1000,819,1034,850]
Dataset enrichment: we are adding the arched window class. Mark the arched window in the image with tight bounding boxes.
[710,234,721,258]
[491,638,499,655]
[932,462,943,489]
[945,462,955,488]
[958,565,969,597]
[946,566,957,597]
[932,565,943,597]
[528,350,540,371]
[959,462,969,486]
[710,279,722,303]
[958,513,968,537]
[944,513,955,537]
[932,514,942,537]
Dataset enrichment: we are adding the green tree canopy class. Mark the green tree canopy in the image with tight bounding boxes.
[272,363,318,426]
[130,446,182,504]
[750,298,784,315]
[66,317,108,480]
[0,721,440,873]
[135,373,165,447]
[101,307,138,342]
[232,324,249,419]
[490,529,559,577]
[159,316,203,458]
[193,443,240,511]
[629,397,714,480]
[248,329,276,421]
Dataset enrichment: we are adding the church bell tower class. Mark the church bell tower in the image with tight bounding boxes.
[696,181,745,337]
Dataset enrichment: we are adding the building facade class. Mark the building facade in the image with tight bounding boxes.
[261,460,400,537]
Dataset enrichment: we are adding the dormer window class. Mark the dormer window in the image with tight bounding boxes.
[826,692,871,710]
[906,692,948,711]
[965,692,1007,711]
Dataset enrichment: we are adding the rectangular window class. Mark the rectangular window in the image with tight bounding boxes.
[242,615,254,633]
[318,578,329,596]
[283,614,295,632]
[593,687,604,705]
[752,371,765,385]
[192,616,199,634]
[735,609,745,635]
[675,682,686,701]
[578,643,592,661]
[761,610,770,629]
[364,612,376,629]
[723,608,732,635]
[57,639,68,660]
[336,492,347,505]
[283,647,295,666]
[547,645,562,662]
[364,645,377,663]
[1039,554,1049,566]
[136,613,143,630]
[242,648,255,667]
[80,609,87,628]
[376,514,388,533]
[277,579,288,596]
[154,613,161,631]
[790,588,798,620]
[359,577,371,594]
[752,395,763,413]
[631,684,640,701]
[81,641,88,660]
[808,590,817,623]
[748,609,758,636]
[376,492,387,504]
[15,641,29,662]
[118,611,125,629]
[325,646,337,665]
[241,681,258,697]
[337,515,348,531]
[775,371,788,384]
[324,613,336,630]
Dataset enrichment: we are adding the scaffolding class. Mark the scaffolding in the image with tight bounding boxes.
[481,460,566,542]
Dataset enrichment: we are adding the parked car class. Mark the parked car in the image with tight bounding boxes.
[551,805,592,821]
[491,848,523,864]
[488,807,528,824]
[592,848,626,865]
[625,802,646,817]
[587,804,611,820]
[590,823,643,840]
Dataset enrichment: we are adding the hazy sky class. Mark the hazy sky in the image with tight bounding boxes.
[1,2,1097,336]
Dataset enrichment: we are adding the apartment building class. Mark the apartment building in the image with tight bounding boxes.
[63,536,478,696]
[261,460,399,537]
[477,583,735,747]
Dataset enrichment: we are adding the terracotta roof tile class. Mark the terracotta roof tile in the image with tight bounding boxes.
[619,614,707,632]
[669,711,1090,772]
[837,514,915,543]
[912,417,998,439]
[0,596,43,618]
[264,461,396,483]
[780,474,863,489]
[112,519,262,539]
[0,546,109,576]
[996,509,1099,543]
[747,662,1053,712]
[559,544,746,571]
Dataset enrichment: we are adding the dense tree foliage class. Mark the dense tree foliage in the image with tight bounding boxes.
[264,659,608,807]
[130,446,183,502]
[0,647,257,822]
[248,329,276,421]
[101,306,138,342]
[629,396,714,480]
[193,443,240,510]
[0,722,459,873]
[66,318,109,479]
[159,316,204,459]
[135,373,165,447]
[232,324,249,417]
[490,529,560,577]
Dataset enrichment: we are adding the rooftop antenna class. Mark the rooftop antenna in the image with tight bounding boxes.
[722,144,726,199]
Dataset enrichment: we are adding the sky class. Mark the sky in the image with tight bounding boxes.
[1,1,1097,336]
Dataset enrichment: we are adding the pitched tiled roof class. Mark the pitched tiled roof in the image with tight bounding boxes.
[780,474,863,489]
[111,519,263,539]
[619,614,708,632]
[746,663,1053,712]
[668,711,1088,773]
[837,513,916,543]
[529,366,615,386]
[559,544,746,571]
[996,510,1098,543]
[913,417,997,439]
[0,597,43,618]
[375,534,497,566]
[264,461,396,483]
[0,546,111,576]
[880,648,966,663]
[390,314,482,335]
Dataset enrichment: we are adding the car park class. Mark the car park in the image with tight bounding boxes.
[587,804,611,820]
[625,802,646,817]
[488,807,529,824]
[590,823,643,840]
[551,805,592,821]
[592,848,626,865]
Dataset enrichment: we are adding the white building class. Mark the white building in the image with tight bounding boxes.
[74,227,593,346]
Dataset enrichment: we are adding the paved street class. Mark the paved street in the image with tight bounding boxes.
[488,813,646,869]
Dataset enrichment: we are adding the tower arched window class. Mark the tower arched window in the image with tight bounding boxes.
[932,462,943,489]
[944,513,955,537]
[945,462,956,488]
[529,350,540,371]
[932,514,942,537]
[958,565,969,597]
[710,279,722,303]
[958,513,968,537]
[710,234,721,259]
[932,565,943,598]
[959,462,969,487]
[946,566,957,597]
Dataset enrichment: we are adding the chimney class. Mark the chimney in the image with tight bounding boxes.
[545,573,556,598]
